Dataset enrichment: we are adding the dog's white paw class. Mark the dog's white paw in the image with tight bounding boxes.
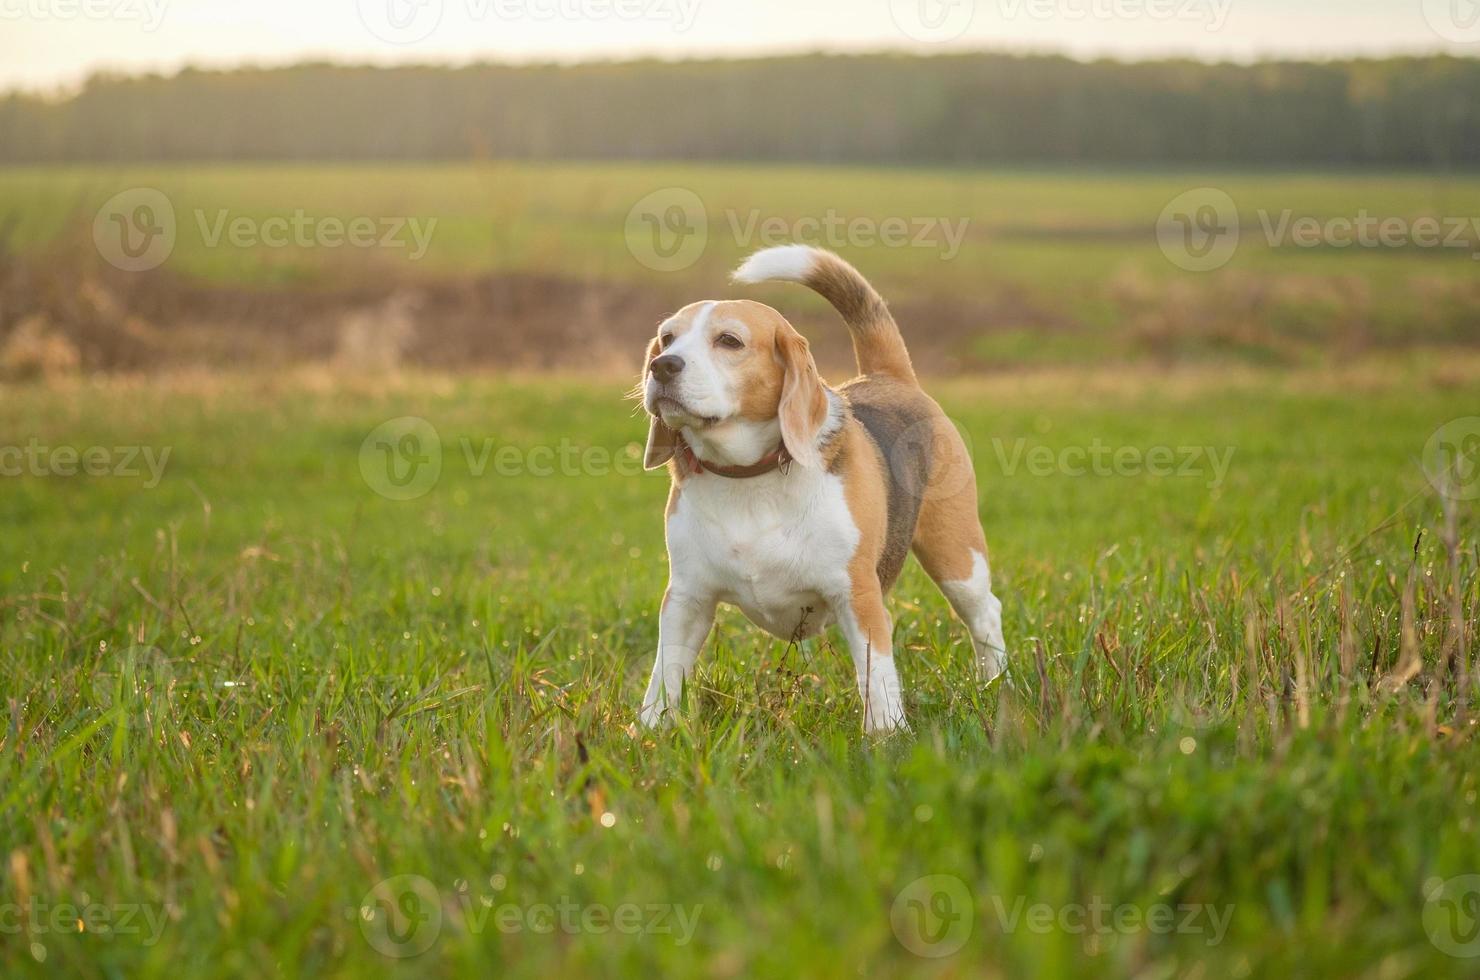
[976,646,1009,686]
[861,683,908,734]
[864,708,909,735]
[639,700,672,730]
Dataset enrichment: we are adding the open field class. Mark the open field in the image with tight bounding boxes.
[6,164,1480,289]
[2,358,1478,977]
[2,164,1479,374]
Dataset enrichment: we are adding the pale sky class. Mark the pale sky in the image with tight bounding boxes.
[2,0,1477,94]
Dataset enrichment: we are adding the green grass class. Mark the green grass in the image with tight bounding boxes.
[2,359,1478,978]
[3,163,1479,360]
[3,162,1475,281]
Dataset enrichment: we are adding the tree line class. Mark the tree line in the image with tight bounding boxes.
[2,52,1478,167]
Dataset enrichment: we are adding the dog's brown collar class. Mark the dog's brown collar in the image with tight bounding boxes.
[678,438,792,479]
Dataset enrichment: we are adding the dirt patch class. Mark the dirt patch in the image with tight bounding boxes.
[5,239,1477,379]
[0,243,1070,378]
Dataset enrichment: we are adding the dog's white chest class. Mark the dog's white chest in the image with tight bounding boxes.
[667,470,859,640]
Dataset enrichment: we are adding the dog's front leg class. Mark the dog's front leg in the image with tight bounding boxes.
[639,588,717,728]
[832,587,907,733]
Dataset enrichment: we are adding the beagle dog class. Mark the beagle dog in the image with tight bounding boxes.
[638,245,1007,732]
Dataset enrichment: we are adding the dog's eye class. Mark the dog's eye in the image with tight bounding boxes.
[659,334,675,350]
[715,332,744,350]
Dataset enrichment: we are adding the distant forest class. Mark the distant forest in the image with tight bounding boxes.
[3,53,1479,167]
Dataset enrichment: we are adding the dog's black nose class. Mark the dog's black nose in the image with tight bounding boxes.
[650,354,685,383]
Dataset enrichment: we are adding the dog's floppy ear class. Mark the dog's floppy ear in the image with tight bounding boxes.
[776,322,828,469]
[642,336,680,470]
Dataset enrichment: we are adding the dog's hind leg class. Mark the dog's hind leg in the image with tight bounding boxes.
[910,428,1008,683]
[926,543,1008,684]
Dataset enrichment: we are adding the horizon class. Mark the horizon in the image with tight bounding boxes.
[3,0,1480,95]
[7,43,1480,102]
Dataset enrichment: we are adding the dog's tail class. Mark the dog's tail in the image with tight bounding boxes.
[732,245,917,385]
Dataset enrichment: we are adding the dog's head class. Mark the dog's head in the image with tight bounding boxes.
[641,299,827,471]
